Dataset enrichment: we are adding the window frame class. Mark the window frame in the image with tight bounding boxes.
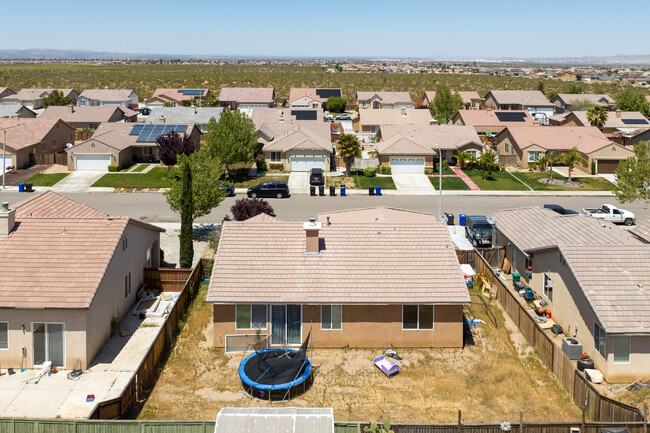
[31,322,66,368]
[505,142,509,154]
[270,152,282,163]
[594,322,606,358]
[321,305,342,330]
[543,273,553,302]
[528,150,540,162]
[613,335,631,364]
[235,304,268,330]
[122,236,128,251]
[0,322,8,350]
[402,305,435,330]
[124,271,132,298]
[41,141,46,151]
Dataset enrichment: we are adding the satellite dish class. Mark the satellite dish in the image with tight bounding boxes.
[65,143,73,148]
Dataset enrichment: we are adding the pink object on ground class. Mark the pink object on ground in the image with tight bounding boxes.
[450,166,480,191]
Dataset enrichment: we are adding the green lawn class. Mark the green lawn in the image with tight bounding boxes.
[24,173,70,186]
[355,173,396,190]
[92,167,170,188]
[429,176,471,190]
[132,164,151,173]
[464,169,529,191]
[428,167,455,175]
[510,171,614,191]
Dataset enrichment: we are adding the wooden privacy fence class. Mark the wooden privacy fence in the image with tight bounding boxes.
[30,152,67,166]
[75,130,94,142]
[474,251,645,423]
[144,267,193,291]
[89,260,205,419]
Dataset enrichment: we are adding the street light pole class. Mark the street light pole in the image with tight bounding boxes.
[435,143,442,221]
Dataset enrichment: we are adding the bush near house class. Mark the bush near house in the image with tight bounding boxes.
[108,165,119,172]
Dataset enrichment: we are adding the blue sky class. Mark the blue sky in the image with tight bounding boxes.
[1,0,647,59]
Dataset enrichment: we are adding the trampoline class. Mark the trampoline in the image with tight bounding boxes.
[239,332,313,401]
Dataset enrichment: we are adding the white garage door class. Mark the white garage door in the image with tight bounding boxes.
[76,154,111,171]
[1,155,12,173]
[291,157,326,172]
[390,157,425,174]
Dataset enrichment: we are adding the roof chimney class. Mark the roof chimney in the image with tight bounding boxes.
[191,104,197,115]
[303,217,322,255]
[0,202,16,236]
[616,109,622,118]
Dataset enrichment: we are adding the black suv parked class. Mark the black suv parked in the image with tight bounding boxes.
[309,168,324,186]
[247,181,290,199]
[465,215,493,248]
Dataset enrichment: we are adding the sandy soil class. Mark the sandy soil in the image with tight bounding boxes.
[158,223,218,268]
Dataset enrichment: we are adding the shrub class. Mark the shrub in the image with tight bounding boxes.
[380,166,391,175]
[424,169,433,175]
[363,167,376,177]
[108,165,119,172]
[326,96,347,113]
[591,160,596,175]
[255,155,267,172]
[225,198,276,222]
[442,159,449,169]
[528,163,537,171]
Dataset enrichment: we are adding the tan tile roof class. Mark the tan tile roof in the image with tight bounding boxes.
[379,125,482,152]
[356,91,414,105]
[262,125,332,152]
[317,206,437,224]
[78,89,135,102]
[570,111,649,129]
[486,90,553,107]
[70,122,198,151]
[424,91,481,105]
[560,245,650,334]
[13,190,108,218]
[245,213,278,222]
[454,110,535,127]
[502,126,620,154]
[632,217,650,243]
[491,206,641,254]
[206,221,470,305]
[1,88,76,102]
[289,88,341,104]
[218,87,274,104]
[149,88,208,103]
[358,108,432,127]
[0,118,74,152]
[376,136,435,155]
[40,105,129,123]
[554,93,615,106]
[250,108,330,144]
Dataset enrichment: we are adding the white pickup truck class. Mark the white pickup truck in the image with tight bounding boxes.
[581,204,636,226]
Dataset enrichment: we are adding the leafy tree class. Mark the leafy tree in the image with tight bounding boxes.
[336,133,361,176]
[432,84,464,124]
[570,99,596,111]
[326,96,347,113]
[537,81,545,93]
[451,151,471,169]
[43,90,72,107]
[194,92,219,107]
[477,149,499,179]
[178,159,194,268]
[156,132,199,168]
[567,84,585,94]
[204,111,257,174]
[613,141,650,203]
[546,90,558,100]
[225,198,276,221]
[587,105,608,129]
[561,147,585,182]
[615,87,650,117]
[163,101,175,107]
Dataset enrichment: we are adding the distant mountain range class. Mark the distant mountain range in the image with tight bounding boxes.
[2,48,650,65]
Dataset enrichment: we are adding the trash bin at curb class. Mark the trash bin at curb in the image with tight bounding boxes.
[310,186,316,196]
[375,186,382,196]
[340,184,346,197]
[24,183,33,193]
[329,186,336,196]
[459,214,467,226]
[319,186,325,196]
[18,183,25,193]
[368,186,375,196]
[445,213,454,225]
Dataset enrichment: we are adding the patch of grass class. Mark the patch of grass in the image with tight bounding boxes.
[354,172,396,190]
[429,167,455,175]
[511,171,614,191]
[119,163,137,172]
[429,176,471,190]
[464,169,529,191]
[24,172,70,186]
[91,167,170,188]
[132,164,151,173]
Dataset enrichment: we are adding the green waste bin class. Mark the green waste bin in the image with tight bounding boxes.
[512,273,521,283]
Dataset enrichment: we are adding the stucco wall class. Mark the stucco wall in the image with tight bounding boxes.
[66,139,120,170]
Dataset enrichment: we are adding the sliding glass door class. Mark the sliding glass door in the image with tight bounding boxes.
[33,323,64,367]
[270,305,302,346]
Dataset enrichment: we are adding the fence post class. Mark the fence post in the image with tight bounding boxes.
[643,403,648,433]
[520,411,524,433]
[581,406,586,432]
[458,410,462,433]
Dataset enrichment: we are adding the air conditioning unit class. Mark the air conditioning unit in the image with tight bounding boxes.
[562,337,583,360]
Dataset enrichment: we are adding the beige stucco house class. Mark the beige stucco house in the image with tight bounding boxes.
[40,105,138,131]
[218,87,275,110]
[355,108,433,134]
[422,91,481,110]
[356,91,416,109]
[492,207,649,382]
[483,90,554,124]
[288,88,342,109]
[147,88,210,107]
[0,191,164,370]
[0,88,79,110]
[0,118,76,169]
[76,89,138,108]
[550,93,615,112]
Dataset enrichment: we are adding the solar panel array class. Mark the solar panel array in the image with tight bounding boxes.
[131,124,188,142]
[291,110,318,121]
[621,118,649,125]
[495,112,527,122]
[315,89,341,99]
[177,89,205,96]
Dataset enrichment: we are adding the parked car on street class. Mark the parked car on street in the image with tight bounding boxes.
[335,113,351,120]
[465,215,494,248]
[247,181,290,199]
[139,107,151,115]
[582,204,635,225]
[309,168,324,186]
[544,204,578,215]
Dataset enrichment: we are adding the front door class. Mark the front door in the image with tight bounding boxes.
[33,323,64,367]
[270,305,302,346]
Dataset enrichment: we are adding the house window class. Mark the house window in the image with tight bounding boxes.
[0,322,7,349]
[32,323,64,367]
[505,143,509,153]
[559,253,567,266]
[71,133,74,141]
[146,248,152,268]
[321,305,342,330]
[465,150,478,157]
[528,151,540,162]
[613,336,630,364]
[143,147,151,156]
[270,152,282,163]
[402,305,434,330]
[371,125,379,134]
[52,138,57,149]
[89,123,100,130]
[41,141,46,151]
[594,323,606,357]
[543,273,553,302]
[236,304,267,330]
[122,236,128,250]
[124,271,131,298]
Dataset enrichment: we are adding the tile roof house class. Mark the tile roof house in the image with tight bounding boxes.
[631,217,650,243]
[0,87,15,99]
[40,105,138,130]
[0,88,79,110]
[375,125,484,173]
[66,122,201,171]
[0,104,37,119]
[550,110,650,146]
[218,87,275,110]
[550,93,615,112]
[147,88,210,107]
[0,191,164,369]
[147,106,224,133]
[250,108,332,172]
[422,91,481,110]
[356,91,416,109]
[483,90,554,124]
[355,108,433,134]
[491,207,649,382]
[452,109,535,142]
[76,89,138,109]
[289,88,343,109]
[317,206,437,224]
[206,217,470,349]
[494,125,634,173]
[0,118,76,169]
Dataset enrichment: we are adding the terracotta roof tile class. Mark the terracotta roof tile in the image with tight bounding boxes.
[218,87,274,104]
[13,190,108,218]
[632,217,650,243]
[317,207,437,224]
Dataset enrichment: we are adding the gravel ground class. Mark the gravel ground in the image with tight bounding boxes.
[156,223,219,268]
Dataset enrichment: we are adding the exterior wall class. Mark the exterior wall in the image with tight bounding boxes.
[212,304,464,348]
[484,94,498,109]
[611,129,650,148]
[13,145,37,169]
[282,149,331,172]
[66,139,120,170]
[37,121,76,155]
[131,146,159,163]
[495,132,524,167]
[289,96,321,109]
[586,144,634,173]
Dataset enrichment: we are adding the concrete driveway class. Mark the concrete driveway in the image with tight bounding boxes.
[51,171,104,193]
[288,172,309,195]
[392,174,435,193]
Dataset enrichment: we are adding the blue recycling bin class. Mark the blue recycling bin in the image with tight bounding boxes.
[459,214,467,226]
[18,183,25,193]
[375,186,382,196]
[340,184,346,197]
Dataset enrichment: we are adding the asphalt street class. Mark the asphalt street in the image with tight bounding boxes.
[2,190,649,223]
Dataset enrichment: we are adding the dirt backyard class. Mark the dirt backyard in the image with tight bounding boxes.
[134,287,581,423]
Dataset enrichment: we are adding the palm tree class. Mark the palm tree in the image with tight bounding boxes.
[587,105,608,130]
[561,147,586,183]
[336,133,361,176]
[452,151,471,169]
[544,150,560,180]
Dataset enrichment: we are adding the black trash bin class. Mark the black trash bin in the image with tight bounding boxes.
[329,186,336,196]
[445,213,454,225]
[24,183,33,193]
[310,186,316,196]
[319,186,325,196]
[368,186,375,196]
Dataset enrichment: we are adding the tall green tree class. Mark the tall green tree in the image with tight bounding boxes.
[567,84,585,94]
[326,96,347,113]
[561,147,585,182]
[336,133,361,176]
[613,141,650,203]
[587,105,608,130]
[204,111,257,174]
[178,160,194,268]
[546,90,558,100]
[43,90,72,107]
[615,87,650,117]
[431,84,464,124]
[194,93,219,107]
[570,99,596,111]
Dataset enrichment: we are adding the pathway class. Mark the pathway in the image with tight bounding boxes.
[288,172,309,194]
[450,166,480,191]
[392,173,435,193]
[50,171,104,193]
